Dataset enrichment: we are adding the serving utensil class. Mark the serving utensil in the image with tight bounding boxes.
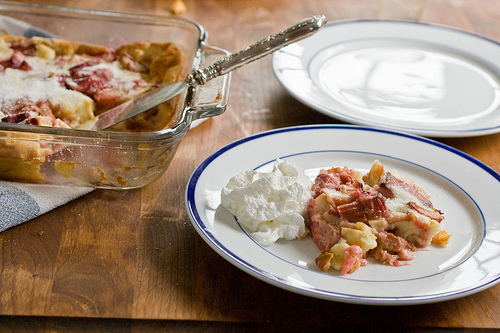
[77,15,326,131]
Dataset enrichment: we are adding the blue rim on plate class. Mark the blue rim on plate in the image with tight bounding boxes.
[186,125,500,305]
[272,20,500,137]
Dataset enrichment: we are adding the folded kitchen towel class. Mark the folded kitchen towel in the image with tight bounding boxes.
[0,181,93,233]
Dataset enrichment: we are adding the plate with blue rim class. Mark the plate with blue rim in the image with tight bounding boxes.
[186,124,500,305]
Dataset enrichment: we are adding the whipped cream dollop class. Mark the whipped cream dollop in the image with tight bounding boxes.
[220,159,313,246]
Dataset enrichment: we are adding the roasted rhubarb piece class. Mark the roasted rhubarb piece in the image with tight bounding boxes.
[308,160,450,275]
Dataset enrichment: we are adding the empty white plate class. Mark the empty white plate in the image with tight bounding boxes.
[273,20,500,137]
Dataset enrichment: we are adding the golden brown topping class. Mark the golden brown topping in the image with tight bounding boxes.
[31,36,111,56]
[315,252,333,272]
[432,230,451,247]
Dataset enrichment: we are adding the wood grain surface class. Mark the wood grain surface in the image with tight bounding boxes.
[1,0,500,331]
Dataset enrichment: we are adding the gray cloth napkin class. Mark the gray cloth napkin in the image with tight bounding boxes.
[0,182,92,232]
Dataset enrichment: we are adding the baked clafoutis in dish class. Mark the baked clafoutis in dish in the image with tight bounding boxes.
[0,34,185,183]
[308,160,450,275]
[0,34,185,131]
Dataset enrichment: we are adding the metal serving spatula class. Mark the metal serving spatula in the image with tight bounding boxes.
[77,15,326,131]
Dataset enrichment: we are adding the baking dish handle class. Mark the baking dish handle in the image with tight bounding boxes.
[187,44,231,121]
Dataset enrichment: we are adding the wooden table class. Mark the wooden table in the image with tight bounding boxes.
[1,0,500,331]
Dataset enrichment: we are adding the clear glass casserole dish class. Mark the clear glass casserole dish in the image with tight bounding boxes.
[0,1,230,189]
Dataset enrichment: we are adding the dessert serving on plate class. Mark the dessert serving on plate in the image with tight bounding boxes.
[308,160,450,275]
[221,158,450,276]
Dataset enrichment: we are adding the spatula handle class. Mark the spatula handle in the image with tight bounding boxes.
[189,15,326,85]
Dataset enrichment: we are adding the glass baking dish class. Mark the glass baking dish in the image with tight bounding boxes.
[0,1,230,189]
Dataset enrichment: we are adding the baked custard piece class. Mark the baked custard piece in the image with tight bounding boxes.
[0,34,185,182]
[0,34,185,131]
[307,160,450,275]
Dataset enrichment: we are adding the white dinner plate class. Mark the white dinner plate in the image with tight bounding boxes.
[186,125,500,305]
[272,20,500,137]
